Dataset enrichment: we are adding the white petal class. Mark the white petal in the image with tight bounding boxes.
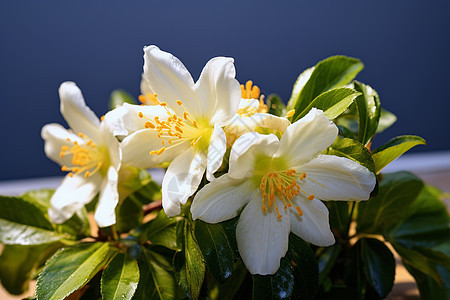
[119,103,170,135]
[121,129,188,169]
[59,82,101,142]
[300,155,376,201]
[143,46,201,117]
[191,174,255,223]
[195,57,241,124]
[287,66,314,110]
[276,108,338,165]
[289,197,335,247]
[48,174,101,224]
[239,98,260,110]
[206,124,227,181]
[102,106,130,138]
[41,123,85,166]
[94,166,119,227]
[225,113,290,137]
[162,148,207,217]
[236,196,291,275]
[140,73,155,97]
[228,132,279,180]
[100,122,121,170]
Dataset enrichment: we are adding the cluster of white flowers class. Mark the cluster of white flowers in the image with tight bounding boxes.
[42,46,375,275]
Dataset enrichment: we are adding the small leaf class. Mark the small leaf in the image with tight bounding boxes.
[135,209,180,251]
[36,242,114,300]
[194,219,237,283]
[352,81,381,146]
[357,171,424,234]
[266,94,287,117]
[134,247,178,300]
[325,137,376,174]
[101,253,139,300]
[109,89,137,110]
[174,219,205,300]
[293,88,360,122]
[359,238,395,298]
[286,234,319,300]
[252,257,294,300]
[288,56,363,121]
[376,108,397,134]
[372,135,426,173]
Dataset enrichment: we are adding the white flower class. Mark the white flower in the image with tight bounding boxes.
[110,46,241,217]
[191,108,376,275]
[41,82,121,228]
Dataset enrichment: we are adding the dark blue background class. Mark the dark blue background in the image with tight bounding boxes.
[1,1,449,180]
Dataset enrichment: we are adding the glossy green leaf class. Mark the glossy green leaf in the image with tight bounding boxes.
[135,209,180,251]
[129,180,162,206]
[404,263,450,300]
[372,135,426,173]
[174,220,205,300]
[359,238,395,298]
[357,172,423,234]
[267,94,286,117]
[194,220,237,283]
[101,253,139,300]
[376,108,397,134]
[317,244,342,284]
[109,89,137,110]
[352,81,381,146]
[293,88,360,122]
[0,196,71,245]
[118,167,153,201]
[0,243,60,295]
[21,189,54,212]
[327,201,350,234]
[288,56,363,121]
[325,137,376,174]
[252,257,294,300]
[207,261,249,300]
[36,242,113,300]
[287,234,319,300]
[134,247,178,300]
[116,196,143,233]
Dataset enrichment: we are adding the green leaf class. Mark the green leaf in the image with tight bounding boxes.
[109,89,137,110]
[317,244,342,284]
[357,172,423,234]
[36,242,114,300]
[352,81,381,146]
[194,219,237,283]
[372,135,426,173]
[116,196,143,233]
[293,88,360,122]
[327,201,350,234]
[252,257,294,300]
[135,209,180,251]
[404,263,450,300]
[286,234,319,300]
[288,56,363,121]
[0,196,70,245]
[359,238,395,298]
[174,219,205,300]
[134,247,178,300]
[118,167,153,201]
[0,243,61,295]
[21,189,54,212]
[266,94,287,117]
[207,261,249,300]
[376,108,397,134]
[101,253,139,300]
[129,180,162,206]
[325,137,376,174]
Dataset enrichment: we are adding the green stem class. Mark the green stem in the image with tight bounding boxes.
[345,201,356,238]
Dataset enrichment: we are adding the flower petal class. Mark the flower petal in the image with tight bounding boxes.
[195,57,241,124]
[228,132,279,180]
[289,197,335,247]
[300,155,376,201]
[121,129,188,169]
[94,166,119,227]
[276,108,337,165]
[59,82,101,142]
[41,123,85,166]
[162,148,207,217]
[48,174,101,224]
[225,113,290,137]
[206,123,227,181]
[143,45,201,117]
[191,174,255,223]
[100,122,121,170]
[236,196,291,275]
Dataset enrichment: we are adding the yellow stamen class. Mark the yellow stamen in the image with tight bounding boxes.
[286,109,295,117]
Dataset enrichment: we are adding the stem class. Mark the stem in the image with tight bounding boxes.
[143,200,162,215]
[345,202,356,238]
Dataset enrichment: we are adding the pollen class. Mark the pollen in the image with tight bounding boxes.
[259,169,314,218]
[241,80,261,99]
[139,93,160,105]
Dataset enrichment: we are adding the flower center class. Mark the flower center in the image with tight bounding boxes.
[138,94,213,155]
[59,133,109,178]
[238,80,268,117]
[253,155,315,219]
